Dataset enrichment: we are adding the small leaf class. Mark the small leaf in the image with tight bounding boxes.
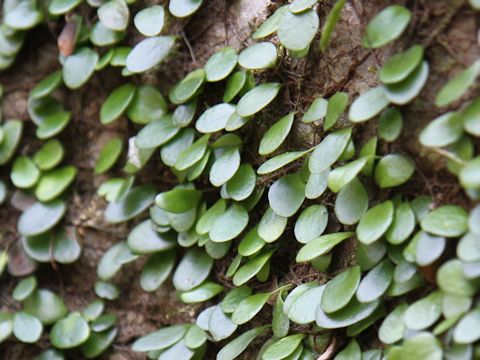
[268,173,305,218]
[325,92,348,130]
[335,179,368,225]
[378,108,403,142]
[104,184,156,223]
[263,334,305,360]
[328,157,369,193]
[296,232,353,262]
[127,219,175,254]
[13,312,43,343]
[233,250,274,286]
[436,59,480,107]
[134,5,165,37]
[169,0,204,18]
[348,86,389,123]
[454,308,480,344]
[225,164,256,201]
[33,139,64,171]
[356,259,393,303]
[316,297,380,329]
[259,113,294,155]
[170,69,205,104]
[209,204,249,242]
[362,5,411,48]
[320,0,346,52]
[236,83,281,117]
[386,201,415,244]
[0,120,23,165]
[155,188,201,214]
[460,156,480,189]
[437,259,476,297]
[11,156,40,189]
[374,154,414,188]
[404,291,443,330]
[294,205,328,243]
[173,248,213,292]
[383,61,429,105]
[238,42,277,70]
[17,200,66,236]
[378,303,407,344]
[288,285,325,324]
[23,289,68,325]
[415,232,446,266]
[179,281,223,303]
[356,201,394,244]
[309,127,352,173]
[82,327,117,359]
[36,111,72,139]
[379,45,424,84]
[98,0,129,31]
[13,276,37,301]
[302,97,328,123]
[100,84,136,124]
[253,5,288,39]
[63,48,98,89]
[35,166,77,202]
[231,292,271,325]
[217,326,269,360]
[208,306,237,341]
[321,266,361,313]
[421,205,468,238]
[175,134,210,171]
[278,9,319,51]
[132,324,188,352]
[257,150,311,175]
[209,147,241,187]
[126,36,175,73]
[419,111,464,148]
[127,85,167,124]
[204,47,238,82]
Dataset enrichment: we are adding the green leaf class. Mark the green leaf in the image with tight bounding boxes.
[97,241,138,280]
[437,259,476,297]
[179,281,223,303]
[289,0,317,13]
[132,324,188,352]
[328,157,369,193]
[378,303,407,344]
[348,86,389,123]
[98,0,129,31]
[225,164,256,201]
[233,249,274,286]
[140,250,175,292]
[169,0,204,18]
[356,259,393,303]
[253,6,288,39]
[457,232,480,262]
[175,134,210,171]
[136,114,179,149]
[210,147,241,186]
[378,108,403,142]
[195,103,235,134]
[232,292,271,325]
[173,248,213,291]
[268,173,305,218]
[126,85,167,124]
[184,324,207,349]
[294,205,328,243]
[272,292,289,337]
[257,150,311,175]
[155,188,201,214]
[463,98,480,136]
[94,138,123,173]
[0,120,23,165]
[161,129,195,167]
[335,179,368,225]
[278,9,319,51]
[208,306,237,341]
[63,48,98,89]
[4,1,43,30]
[33,139,64,171]
[306,168,329,199]
[100,84,136,124]
[460,156,480,189]
[35,166,76,202]
[316,297,380,329]
[379,45,424,84]
[288,285,325,324]
[23,289,68,325]
[436,59,480,107]
[83,300,105,322]
[127,219,175,254]
[238,42,277,70]
[13,312,43,343]
[217,326,269,360]
[238,226,265,256]
[421,205,468,238]
[335,340,361,360]
[30,70,63,99]
[404,291,443,330]
[321,266,361,313]
[94,280,120,300]
[362,5,411,48]
[13,276,37,301]
[170,69,205,104]
[454,308,480,344]
[319,0,346,51]
[309,127,352,173]
[415,232,446,266]
[134,5,164,36]
[386,201,415,244]
[104,184,156,223]
[302,97,328,123]
[356,201,394,244]
[126,36,175,73]
[36,111,71,139]
[236,82,281,117]
[374,154,414,188]
[419,111,464,148]
[258,207,287,243]
[90,22,125,47]
[296,232,353,262]
[0,312,13,343]
[11,156,40,189]
[383,61,429,105]
[223,71,248,103]
[396,333,443,360]
[259,113,294,155]
[49,0,82,14]
[91,314,116,332]
[263,334,305,360]
[209,204,249,242]
[221,286,253,314]
[325,92,348,130]
[204,47,238,82]
[17,200,66,236]
[82,327,117,359]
